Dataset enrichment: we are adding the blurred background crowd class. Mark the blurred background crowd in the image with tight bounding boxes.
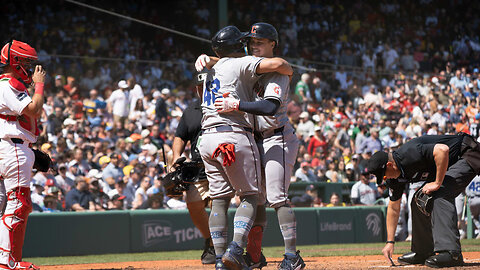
[2,0,480,217]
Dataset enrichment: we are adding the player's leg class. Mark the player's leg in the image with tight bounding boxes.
[0,181,5,217]
[245,140,267,268]
[0,143,38,269]
[185,184,214,264]
[425,159,475,267]
[197,132,236,266]
[264,127,305,270]
[220,132,262,270]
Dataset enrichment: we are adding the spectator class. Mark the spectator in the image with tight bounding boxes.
[65,176,96,212]
[296,111,314,141]
[109,194,126,210]
[326,192,346,207]
[291,184,323,207]
[295,162,317,182]
[107,80,130,126]
[294,73,311,104]
[350,170,379,205]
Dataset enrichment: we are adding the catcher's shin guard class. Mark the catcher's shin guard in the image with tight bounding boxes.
[2,188,32,262]
[246,225,263,263]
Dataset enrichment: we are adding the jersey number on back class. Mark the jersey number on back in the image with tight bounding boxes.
[203,79,220,106]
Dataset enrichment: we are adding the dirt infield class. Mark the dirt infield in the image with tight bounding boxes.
[40,252,480,270]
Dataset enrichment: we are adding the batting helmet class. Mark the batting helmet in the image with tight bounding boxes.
[1,40,38,84]
[211,26,246,58]
[246,22,279,46]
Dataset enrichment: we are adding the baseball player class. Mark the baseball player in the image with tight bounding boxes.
[170,75,214,264]
[0,40,46,270]
[365,133,480,268]
[197,25,293,270]
[196,23,305,270]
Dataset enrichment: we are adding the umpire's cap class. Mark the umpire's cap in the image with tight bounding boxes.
[211,26,246,58]
[246,22,279,46]
[365,151,389,184]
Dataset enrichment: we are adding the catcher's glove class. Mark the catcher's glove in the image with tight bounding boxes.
[33,149,53,172]
[414,187,434,216]
[161,157,202,198]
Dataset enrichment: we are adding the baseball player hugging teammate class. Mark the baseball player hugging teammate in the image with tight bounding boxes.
[0,40,48,270]
[197,23,305,270]
[196,26,293,270]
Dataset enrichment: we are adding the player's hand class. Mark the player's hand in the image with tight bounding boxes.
[214,93,239,113]
[422,182,441,195]
[195,54,211,72]
[32,65,46,83]
[382,243,394,264]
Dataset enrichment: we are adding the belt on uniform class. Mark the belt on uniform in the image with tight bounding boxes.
[203,125,252,133]
[261,126,285,138]
[0,138,25,144]
[0,114,17,121]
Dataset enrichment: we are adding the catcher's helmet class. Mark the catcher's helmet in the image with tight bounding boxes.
[246,22,279,46]
[211,26,246,58]
[1,40,38,84]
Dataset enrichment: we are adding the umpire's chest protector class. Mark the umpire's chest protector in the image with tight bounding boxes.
[461,135,480,174]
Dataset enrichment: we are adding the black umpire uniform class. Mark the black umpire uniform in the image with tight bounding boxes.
[366,133,480,267]
[174,98,206,180]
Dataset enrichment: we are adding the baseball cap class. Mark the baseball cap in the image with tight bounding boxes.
[346,163,354,170]
[152,90,161,99]
[365,151,389,184]
[161,88,170,95]
[112,194,126,201]
[99,156,111,166]
[118,80,128,89]
[305,184,316,191]
[474,68,479,73]
[45,179,55,187]
[301,162,310,168]
[41,143,52,152]
[299,111,309,118]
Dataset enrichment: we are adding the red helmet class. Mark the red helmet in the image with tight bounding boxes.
[1,40,38,84]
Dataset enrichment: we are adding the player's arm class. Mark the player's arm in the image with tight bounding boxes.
[382,199,401,262]
[21,65,46,118]
[171,136,187,171]
[422,143,449,194]
[195,54,219,71]
[256,57,293,76]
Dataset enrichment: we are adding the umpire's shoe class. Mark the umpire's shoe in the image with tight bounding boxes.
[222,241,249,270]
[425,251,464,268]
[397,252,432,265]
[244,252,267,269]
[201,238,216,264]
[278,250,306,270]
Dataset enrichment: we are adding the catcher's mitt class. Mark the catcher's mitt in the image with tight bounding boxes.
[414,188,434,216]
[33,149,52,172]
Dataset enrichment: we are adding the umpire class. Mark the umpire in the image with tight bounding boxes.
[169,73,215,264]
[365,133,480,268]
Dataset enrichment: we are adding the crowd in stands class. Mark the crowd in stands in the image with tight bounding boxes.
[3,0,480,212]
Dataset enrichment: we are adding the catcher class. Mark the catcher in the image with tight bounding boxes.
[0,40,51,270]
[365,133,480,268]
[162,73,215,264]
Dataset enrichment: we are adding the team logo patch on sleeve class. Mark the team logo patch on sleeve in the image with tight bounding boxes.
[17,92,28,101]
[273,86,280,94]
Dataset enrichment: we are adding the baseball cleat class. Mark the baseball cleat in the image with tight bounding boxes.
[215,255,228,270]
[201,238,215,264]
[222,241,249,270]
[0,261,40,270]
[278,250,305,270]
[244,251,267,269]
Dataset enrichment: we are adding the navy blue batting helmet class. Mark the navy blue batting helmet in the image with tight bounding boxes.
[246,22,279,46]
[211,26,246,57]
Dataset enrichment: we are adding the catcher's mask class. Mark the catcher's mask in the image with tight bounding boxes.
[1,40,38,84]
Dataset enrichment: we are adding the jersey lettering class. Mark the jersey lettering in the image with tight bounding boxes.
[203,78,220,106]
[17,92,27,101]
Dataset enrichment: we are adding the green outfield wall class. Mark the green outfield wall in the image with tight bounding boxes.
[23,206,385,257]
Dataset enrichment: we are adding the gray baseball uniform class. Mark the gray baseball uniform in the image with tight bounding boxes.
[198,55,263,199]
[466,175,480,230]
[255,73,299,208]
